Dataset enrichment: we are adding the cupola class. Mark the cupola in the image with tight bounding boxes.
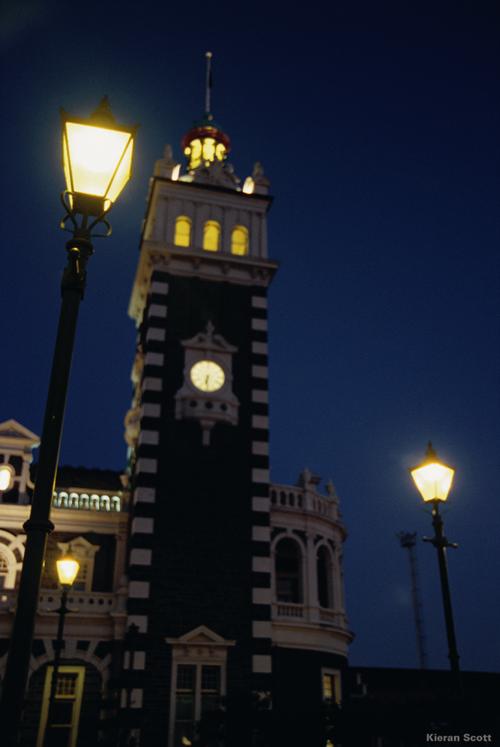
[181,52,231,172]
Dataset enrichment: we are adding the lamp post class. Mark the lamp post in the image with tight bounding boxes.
[0,97,136,744]
[410,442,462,697]
[44,554,80,745]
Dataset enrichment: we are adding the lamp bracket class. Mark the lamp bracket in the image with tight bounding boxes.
[59,191,112,239]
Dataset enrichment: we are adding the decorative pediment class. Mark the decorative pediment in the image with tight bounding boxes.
[167,624,234,647]
[166,625,235,662]
[181,321,237,354]
[0,420,40,449]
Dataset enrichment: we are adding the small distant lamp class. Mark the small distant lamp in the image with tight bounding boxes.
[409,442,462,697]
[56,554,80,588]
[410,442,455,503]
[44,552,80,744]
[0,464,14,492]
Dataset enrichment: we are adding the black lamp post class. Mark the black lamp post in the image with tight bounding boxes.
[0,98,136,745]
[44,553,80,745]
[410,442,462,697]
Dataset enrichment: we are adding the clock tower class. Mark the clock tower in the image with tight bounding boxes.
[123,70,277,745]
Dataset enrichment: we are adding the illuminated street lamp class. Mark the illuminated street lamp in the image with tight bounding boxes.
[44,553,80,745]
[0,98,136,744]
[410,442,462,696]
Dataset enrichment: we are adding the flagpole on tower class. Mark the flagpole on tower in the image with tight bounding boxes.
[205,51,213,119]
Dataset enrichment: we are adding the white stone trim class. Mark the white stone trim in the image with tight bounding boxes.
[251,390,268,404]
[252,526,271,542]
[148,304,167,319]
[252,556,271,573]
[131,517,154,534]
[252,588,272,605]
[150,281,169,295]
[142,377,163,392]
[252,496,270,512]
[134,486,156,504]
[127,615,148,633]
[144,352,165,367]
[252,655,272,673]
[128,581,150,599]
[251,296,268,309]
[251,341,268,355]
[252,441,269,456]
[136,458,158,474]
[141,403,161,418]
[252,621,272,638]
[130,548,152,566]
[252,415,269,429]
[251,365,268,379]
[146,327,166,342]
[138,430,159,446]
[251,318,268,332]
[252,468,269,483]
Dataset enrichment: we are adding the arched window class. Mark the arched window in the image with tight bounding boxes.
[230,225,249,256]
[203,221,221,252]
[275,537,303,603]
[174,216,192,247]
[317,545,334,609]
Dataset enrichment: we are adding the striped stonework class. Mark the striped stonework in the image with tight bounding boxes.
[124,270,169,719]
[249,290,273,689]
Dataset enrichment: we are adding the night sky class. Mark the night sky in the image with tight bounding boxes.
[2,3,499,673]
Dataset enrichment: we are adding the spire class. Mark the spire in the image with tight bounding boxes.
[181,52,231,173]
[205,51,213,120]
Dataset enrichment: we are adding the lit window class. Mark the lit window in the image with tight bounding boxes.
[322,669,341,704]
[174,216,192,247]
[275,537,303,603]
[37,665,85,747]
[317,545,334,609]
[173,664,222,747]
[230,225,249,256]
[203,221,221,252]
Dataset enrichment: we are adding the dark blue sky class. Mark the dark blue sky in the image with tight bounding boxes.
[2,2,499,673]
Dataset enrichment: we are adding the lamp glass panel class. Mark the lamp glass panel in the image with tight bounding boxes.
[410,461,455,502]
[56,557,80,587]
[106,136,133,203]
[64,123,131,200]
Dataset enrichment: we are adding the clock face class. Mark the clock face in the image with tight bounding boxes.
[190,360,225,392]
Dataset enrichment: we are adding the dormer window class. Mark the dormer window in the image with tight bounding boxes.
[230,225,249,256]
[174,216,192,247]
[203,220,220,252]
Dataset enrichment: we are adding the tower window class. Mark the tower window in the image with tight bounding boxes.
[173,663,222,747]
[230,225,249,256]
[174,216,192,247]
[317,545,334,609]
[275,537,303,604]
[203,221,221,252]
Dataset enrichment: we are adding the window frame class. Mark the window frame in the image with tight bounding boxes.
[174,215,192,248]
[321,667,342,705]
[36,665,86,747]
[202,220,221,252]
[170,661,224,746]
[230,225,249,256]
